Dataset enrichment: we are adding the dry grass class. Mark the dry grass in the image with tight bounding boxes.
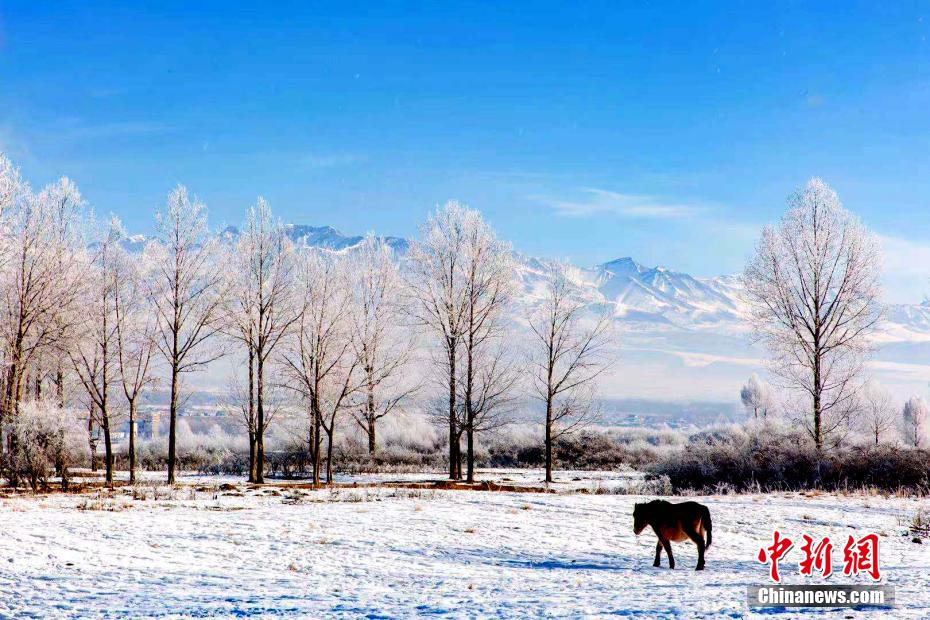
[898,506,930,540]
[76,497,132,512]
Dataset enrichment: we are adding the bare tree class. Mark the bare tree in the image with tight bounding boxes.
[740,373,773,419]
[407,202,471,480]
[347,235,417,454]
[903,395,928,448]
[528,267,612,482]
[69,218,121,485]
[224,198,298,483]
[281,252,357,485]
[148,186,224,484]
[858,381,896,445]
[457,212,515,482]
[742,178,883,450]
[112,222,158,483]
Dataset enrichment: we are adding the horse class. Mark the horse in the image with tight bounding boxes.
[633,500,712,570]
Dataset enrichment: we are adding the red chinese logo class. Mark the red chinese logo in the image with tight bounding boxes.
[758,532,881,582]
[843,534,881,581]
[799,534,833,578]
[757,530,794,582]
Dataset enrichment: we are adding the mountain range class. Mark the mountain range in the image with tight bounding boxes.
[127,223,930,404]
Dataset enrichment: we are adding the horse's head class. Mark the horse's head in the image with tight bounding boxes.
[633,503,648,535]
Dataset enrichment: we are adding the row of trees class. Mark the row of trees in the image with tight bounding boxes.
[7,158,909,488]
[0,153,613,488]
[740,373,930,447]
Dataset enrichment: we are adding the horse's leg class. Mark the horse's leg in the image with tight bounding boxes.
[661,538,674,569]
[685,528,706,570]
[653,541,662,567]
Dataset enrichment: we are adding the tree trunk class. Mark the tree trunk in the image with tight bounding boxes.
[102,416,113,486]
[247,345,256,483]
[247,430,257,483]
[464,331,475,483]
[2,361,17,423]
[167,364,179,484]
[128,399,137,483]
[545,397,553,483]
[256,354,265,484]
[447,346,457,480]
[56,369,69,491]
[56,365,65,407]
[312,403,322,486]
[466,428,474,483]
[813,359,822,452]
[88,404,98,472]
[325,409,337,485]
[326,429,334,485]
[367,384,376,454]
[102,352,113,485]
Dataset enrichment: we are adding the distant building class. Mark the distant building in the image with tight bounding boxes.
[136,412,160,439]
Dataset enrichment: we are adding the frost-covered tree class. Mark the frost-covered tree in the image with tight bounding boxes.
[742,178,883,450]
[903,395,929,448]
[223,199,298,483]
[281,253,357,485]
[456,211,517,483]
[346,235,416,454]
[0,176,86,434]
[69,218,122,485]
[528,266,612,483]
[113,225,158,483]
[858,381,897,445]
[407,202,473,480]
[740,374,773,419]
[148,186,225,484]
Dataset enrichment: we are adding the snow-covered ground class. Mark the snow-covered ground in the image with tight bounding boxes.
[100,467,649,493]
[1,472,927,618]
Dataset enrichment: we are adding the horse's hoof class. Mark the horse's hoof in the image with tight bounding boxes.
[696,565,705,571]
[652,562,660,568]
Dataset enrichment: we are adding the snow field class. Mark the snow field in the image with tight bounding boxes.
[0,477,927,618]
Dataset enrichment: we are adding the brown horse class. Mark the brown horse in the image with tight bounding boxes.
[633,500,712,570]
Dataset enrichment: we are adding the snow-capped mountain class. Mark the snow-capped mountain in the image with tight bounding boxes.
[218,224,409,254]
[592,258,742,327]
[509,254,744,328]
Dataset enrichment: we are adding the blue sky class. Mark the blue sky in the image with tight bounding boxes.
[1,1,930,301]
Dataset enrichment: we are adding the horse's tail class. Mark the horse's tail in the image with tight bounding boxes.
[702,506,712,548]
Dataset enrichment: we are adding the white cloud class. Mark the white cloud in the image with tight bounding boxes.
[541,187,703,219]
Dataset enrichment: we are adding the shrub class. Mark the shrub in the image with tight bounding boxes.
[651,421,930,493]
[5,400,89,491]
